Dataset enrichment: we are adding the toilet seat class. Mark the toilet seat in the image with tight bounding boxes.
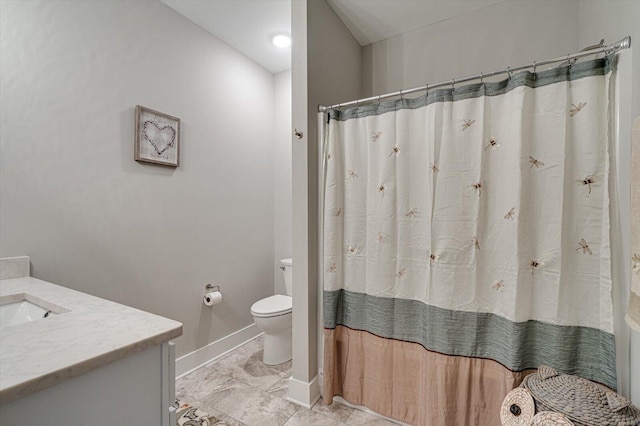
[251,294,292,318]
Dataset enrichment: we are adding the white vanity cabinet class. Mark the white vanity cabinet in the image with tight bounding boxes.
[0,341,177,426]
[0,269,182,426]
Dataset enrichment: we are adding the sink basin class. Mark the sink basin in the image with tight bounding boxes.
[0,295,62,329]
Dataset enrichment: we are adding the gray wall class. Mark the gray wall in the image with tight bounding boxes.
[274,70,292,295]
[362,0,579,96]
[0,0,276,359]
[578,0,639,118]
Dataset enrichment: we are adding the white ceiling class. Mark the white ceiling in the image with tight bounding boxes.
[160,0,292,74]
[327,0,505,46]
[161,0,505,74]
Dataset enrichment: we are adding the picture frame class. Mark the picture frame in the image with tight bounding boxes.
[135,105,180,167]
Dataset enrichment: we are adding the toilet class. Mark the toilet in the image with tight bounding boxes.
[250,258,292,365]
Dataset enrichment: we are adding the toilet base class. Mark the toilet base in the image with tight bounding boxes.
[262,330,292,365]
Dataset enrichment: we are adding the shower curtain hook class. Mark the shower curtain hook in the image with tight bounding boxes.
[507,66,512,79]
[399,89,404,100]
[451,78,455,92]
[425,83,429,97]
[567,53,572,69]
[480,72,483,84]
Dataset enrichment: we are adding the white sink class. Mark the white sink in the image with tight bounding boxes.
[0,295,61,329]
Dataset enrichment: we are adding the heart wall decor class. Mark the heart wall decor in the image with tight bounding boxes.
[143,121,176,155]
[134,105,181,167]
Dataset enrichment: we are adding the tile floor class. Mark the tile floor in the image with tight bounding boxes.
[176,335,401,426]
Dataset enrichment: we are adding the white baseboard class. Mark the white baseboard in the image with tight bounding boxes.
[175,323,261,378]
[287,375,321,409]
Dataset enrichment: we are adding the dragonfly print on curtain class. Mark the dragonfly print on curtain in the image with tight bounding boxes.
[322,58,616,425]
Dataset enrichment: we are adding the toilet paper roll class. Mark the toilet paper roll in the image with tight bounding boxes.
[203,291,222,306]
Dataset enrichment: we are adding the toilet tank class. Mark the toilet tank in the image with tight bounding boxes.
[280,258,293,296]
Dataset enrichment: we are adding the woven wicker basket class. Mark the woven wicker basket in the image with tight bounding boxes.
[520,366,640,426]
[531,411,575,425]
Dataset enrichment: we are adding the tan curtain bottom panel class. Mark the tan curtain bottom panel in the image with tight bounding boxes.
[324,326,536,425]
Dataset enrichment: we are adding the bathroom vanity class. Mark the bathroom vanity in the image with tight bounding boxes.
[0,256,182,426]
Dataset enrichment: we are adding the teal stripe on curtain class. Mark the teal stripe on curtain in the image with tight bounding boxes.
[324,289,617,389]
[328,58,613,122]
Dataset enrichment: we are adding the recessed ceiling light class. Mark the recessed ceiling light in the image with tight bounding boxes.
[272,34,291,49]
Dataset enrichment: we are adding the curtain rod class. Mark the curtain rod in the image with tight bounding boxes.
[318,36,631,112]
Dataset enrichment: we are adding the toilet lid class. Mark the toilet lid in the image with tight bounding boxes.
[251,294,292,317]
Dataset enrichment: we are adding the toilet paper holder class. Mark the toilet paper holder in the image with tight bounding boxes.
[205,284,220,293]
[203,284,223,307]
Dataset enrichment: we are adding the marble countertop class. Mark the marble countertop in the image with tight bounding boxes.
[0,277,182,405]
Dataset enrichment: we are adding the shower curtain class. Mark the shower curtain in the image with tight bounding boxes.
[322,58,617,425]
